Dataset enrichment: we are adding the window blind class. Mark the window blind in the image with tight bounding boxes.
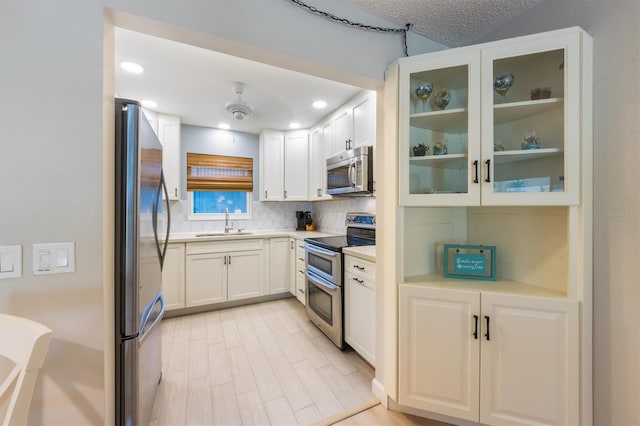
[186,153,253,191]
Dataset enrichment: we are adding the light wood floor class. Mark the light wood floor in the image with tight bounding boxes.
[150,297,377,425]
[329,403,451,426]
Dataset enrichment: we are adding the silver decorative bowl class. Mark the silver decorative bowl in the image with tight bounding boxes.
[433,89,450,110]
[494,74,515,97]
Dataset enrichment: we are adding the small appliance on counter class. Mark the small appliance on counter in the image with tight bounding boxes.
[304,211,315,231]
[296,211,306,231]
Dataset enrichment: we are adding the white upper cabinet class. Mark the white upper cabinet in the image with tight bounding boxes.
[333,107,352,153]
[259,130,285,201]
[399,50,481,207]
[351,92,376,149]
[308,122,333,201]
[259,129,308,201]
[157,114,181,201]
[398,28,588,206]
[283,130,309,201]
[331,91,376,155]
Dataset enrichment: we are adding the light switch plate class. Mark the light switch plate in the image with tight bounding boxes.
[0,245,22,279]
[33,242,75,275]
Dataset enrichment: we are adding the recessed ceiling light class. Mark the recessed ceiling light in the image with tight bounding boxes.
[120,61,144,74]
[141,99,157,109]
[312,100,327,109]
[289,122,301,129]
[218,123,230,130]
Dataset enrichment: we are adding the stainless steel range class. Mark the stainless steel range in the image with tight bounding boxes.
[304,212,375,349]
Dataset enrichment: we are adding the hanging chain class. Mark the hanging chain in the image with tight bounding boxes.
[286,0,412,56]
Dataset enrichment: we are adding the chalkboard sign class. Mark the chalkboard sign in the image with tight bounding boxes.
[444,244,496,281]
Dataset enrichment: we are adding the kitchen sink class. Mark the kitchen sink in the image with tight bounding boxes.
[195,232,252,237]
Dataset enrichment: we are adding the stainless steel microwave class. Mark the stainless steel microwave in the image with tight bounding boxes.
[326,145,373,196]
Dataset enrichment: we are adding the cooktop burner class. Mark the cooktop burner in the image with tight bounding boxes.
[304,213,375,252]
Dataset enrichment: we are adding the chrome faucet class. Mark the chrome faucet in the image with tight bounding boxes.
[224,208,233,233]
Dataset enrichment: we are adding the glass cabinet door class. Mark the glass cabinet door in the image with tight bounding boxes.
[399,50,481,206]
[481,33,581,205]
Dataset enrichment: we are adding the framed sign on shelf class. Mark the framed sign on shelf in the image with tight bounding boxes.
[444,244,496,281]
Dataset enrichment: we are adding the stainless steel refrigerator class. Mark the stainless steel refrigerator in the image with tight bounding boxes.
[115,98,170,426]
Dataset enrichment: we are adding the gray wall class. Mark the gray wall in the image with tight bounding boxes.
[478,2,640,424]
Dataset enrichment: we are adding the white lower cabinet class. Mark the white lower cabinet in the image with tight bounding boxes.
[185,252,227,307]
[399,284,579,425]
[185,240,265,308]
[161,243,185,311]
[269,238,291,294]
[294,239,306,305]
[344,254,375,366]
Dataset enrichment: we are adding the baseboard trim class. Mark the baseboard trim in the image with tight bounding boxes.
[371,378,388,408]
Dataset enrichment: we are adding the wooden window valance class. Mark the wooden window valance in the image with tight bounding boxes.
[186,153,253,192]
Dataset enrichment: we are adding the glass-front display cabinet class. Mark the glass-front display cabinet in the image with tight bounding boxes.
[398,30,583,206]
[398,50,481,206]
[480,32,581,205]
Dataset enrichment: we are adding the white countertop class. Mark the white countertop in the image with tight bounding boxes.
[343,245,376,262]
[168,229,339,243]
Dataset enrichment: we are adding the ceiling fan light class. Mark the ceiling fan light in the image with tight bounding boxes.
[225,82,254,120]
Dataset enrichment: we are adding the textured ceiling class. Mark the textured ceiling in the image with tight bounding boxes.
[339,0,543,47]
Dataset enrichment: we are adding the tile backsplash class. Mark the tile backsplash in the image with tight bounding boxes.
[168,197,376,234]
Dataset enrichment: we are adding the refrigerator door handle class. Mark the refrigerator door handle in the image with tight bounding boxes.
[151,177,162,267]
[139,292,165,343]
[160,171,170,269]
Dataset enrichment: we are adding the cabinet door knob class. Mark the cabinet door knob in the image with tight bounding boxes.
[484,315,490,341]
[484,159,491,183]
[473,315,479,339]
[472,160,479,184]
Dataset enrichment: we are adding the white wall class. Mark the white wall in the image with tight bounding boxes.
[0,1,441,424]
[477,2,640,425]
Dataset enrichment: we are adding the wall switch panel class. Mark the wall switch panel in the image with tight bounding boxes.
[0,245,22,279]
[33,242,75,275]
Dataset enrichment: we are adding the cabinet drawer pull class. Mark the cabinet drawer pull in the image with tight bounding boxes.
[228,255,231,265]
[353,264,365,271]
[484,159,491,183]
[265,190,267,198]
[484,315,490,341]
[223,255,227,265]
[299,269,305,274]
[291,241,294,249]
[473,315,479,339]
[352,277,364,284]
[472,160,479,184]
[284,190,287,198]
[298,257,305,261]
[299,288,305,293]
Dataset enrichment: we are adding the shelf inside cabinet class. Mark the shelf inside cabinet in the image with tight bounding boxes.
[493,148,562,164]
[494,98,563,125]
[403,273,567,298]
[409,153,467,169]
[410,108,468,133]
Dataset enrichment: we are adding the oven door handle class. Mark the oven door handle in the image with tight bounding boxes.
[306,244,340,258]
[306,270,339,293]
